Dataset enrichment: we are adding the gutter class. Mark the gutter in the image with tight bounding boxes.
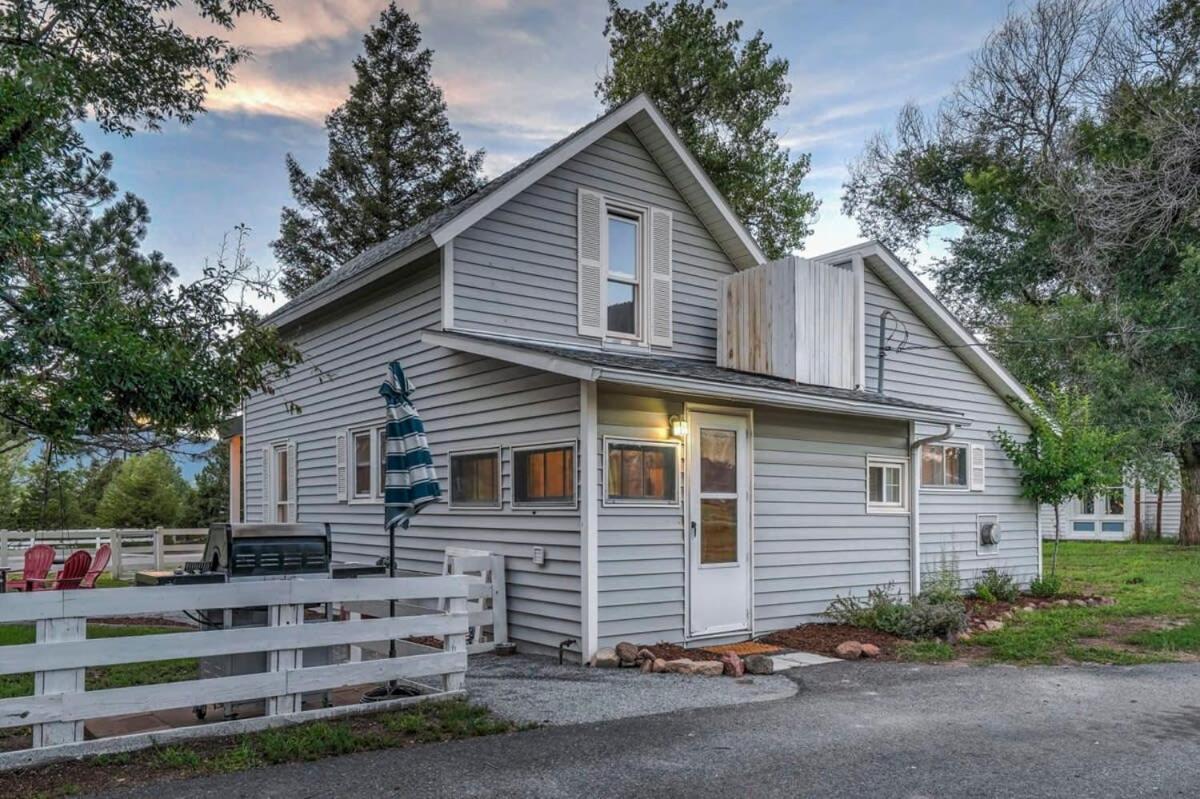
[908,422,959,596]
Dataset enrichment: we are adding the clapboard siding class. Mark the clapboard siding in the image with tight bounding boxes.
[862,259,1039,585]
[453,125,736,359]
[244,262,582,656]
[753,409,911,630]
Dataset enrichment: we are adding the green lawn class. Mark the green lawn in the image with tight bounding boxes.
[967,541,1200,664]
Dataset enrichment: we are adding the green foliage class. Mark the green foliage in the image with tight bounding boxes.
[897,640,956,663]
[184,444,229,527]
[973,568,1021,603]
[1029,573,1063,598]
[0,3,298,456]
[597,0,818,258]
[919,561,964,606]
[826,583,968,640]
[95,452,193,528]
[273,3,484,298]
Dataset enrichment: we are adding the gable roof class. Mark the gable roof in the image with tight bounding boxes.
[812,241,1036,417]
[269,94,766,328]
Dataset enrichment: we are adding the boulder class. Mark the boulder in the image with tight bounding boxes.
[636,648,656,663]
[982,619,1005,632]
[1071,599,1088,607]
[860,643,881,658]
[663,658,697,674]
[743,654,774,675]
[1019,605,1036,613]
[1054,599,1071,607]
[720,651,745,677]
[591,647,619,668]
[694,661,725,677]
[639,657,655,673]
[615,641,639,663]
[652,658,669,673]
[835,641,864,659]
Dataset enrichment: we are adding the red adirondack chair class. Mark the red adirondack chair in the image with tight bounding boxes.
[79,543,111,589]
[28,549,92,591]
[6,544,55,592]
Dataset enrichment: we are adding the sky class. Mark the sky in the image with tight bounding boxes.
[85,0,1016,309]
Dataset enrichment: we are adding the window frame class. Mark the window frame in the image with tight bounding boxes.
[920,442,971,491]
[866,455,908,514]
[601,436,682,508]
[269,440,295,523]
[346,425,386,504]
[447,447,503,511]
[511,440,578,510]
[603,203,647,343]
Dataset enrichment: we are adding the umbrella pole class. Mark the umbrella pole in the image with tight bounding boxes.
[388,521,397,662]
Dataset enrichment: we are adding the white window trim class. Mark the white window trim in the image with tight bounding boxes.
[346,425,386,504]
[447,447,503,511]
[601,436,682,508]
[920,441,971,492]
[866,455,908,514]
[267,439,296,523]
[511,440,580,511]
[602,199,650,345]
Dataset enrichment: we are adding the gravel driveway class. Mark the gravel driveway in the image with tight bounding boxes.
[98,660,1200,798]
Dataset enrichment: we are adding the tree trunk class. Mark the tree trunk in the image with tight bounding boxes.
[1156,480,1165,541]
[1134,480,1143,543]
[1178,443,1200,546]
[1052,504,1061,576]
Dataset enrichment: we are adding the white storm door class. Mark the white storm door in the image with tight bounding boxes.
[688,412,751,637]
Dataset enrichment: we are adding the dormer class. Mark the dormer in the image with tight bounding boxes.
[717,254,866,390]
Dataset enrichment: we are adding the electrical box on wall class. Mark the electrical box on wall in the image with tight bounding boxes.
[977,514,1001,554]
[531,546,546,567]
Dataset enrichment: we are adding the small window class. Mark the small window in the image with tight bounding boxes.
[1081,495,1096,515]
[867,457,907,513]
[378,428,388,496]
[606,212,640,337]
[449,449,501,509]
[514,443,576,507]
[273,443,292,522]
[921,443,968,488]
[605,439,679,505]
[352,430,373,498]
[1105,489,1125,516]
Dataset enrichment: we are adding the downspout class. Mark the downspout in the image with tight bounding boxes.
[908,422,959,597]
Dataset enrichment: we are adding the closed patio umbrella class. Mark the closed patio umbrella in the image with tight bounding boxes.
[366,360,442,701]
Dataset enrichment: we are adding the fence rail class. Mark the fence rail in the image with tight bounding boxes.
[0,528,208,578]
[0,575,469,766]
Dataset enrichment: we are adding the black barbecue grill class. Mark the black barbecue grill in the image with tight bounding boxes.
[204,522,332,579]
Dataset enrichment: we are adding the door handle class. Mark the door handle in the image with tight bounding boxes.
[690,521,697,539]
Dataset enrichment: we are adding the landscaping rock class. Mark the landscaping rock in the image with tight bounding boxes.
[591,647,619,668]
[835,641,864,659]
[1020,605,1036,613]
[957,631,972,643]
[860,643,881,658]
[1071,599,1088,607]
[694,661,725,677]
[743,654,774,675]
[652,658,668,673]
[982,620,1005,632]
[636,648,656,663]
[1055,599,1071,607]
[720,651,745,677]
[615,641,639,663]
[663,658,697,674]
[639,657,655,673]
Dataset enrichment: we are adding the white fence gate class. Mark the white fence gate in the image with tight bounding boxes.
[0,575,469,768]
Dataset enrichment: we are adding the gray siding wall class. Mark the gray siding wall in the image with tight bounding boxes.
[862,262,1039,585]
[244,262,583,656]
[595,389,912,646]
[452,124,737,359]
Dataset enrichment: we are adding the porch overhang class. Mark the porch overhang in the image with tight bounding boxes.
[421,330,968,427]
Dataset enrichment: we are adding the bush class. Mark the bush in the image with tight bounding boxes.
[919,565,963,606]
[1029,573,1062,598]
[973,568,1020,603]
[826,584,968,640]
[826,583,906,629]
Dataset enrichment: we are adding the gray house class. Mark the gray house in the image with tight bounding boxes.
[242,95,1041,661]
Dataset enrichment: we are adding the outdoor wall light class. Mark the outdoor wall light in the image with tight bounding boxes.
[668,414,687,438]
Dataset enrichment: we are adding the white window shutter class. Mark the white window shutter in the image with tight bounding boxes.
[577,188,605,338]
[648,207,673,347]
[335,432,348,502]
[260,446,271,522]
[970,444,986,491]
[286,441,298,522]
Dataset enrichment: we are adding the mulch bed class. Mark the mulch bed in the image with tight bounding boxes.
[637,642,724,662]
[758,623,904,660]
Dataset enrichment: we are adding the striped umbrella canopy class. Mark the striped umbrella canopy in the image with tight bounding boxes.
[379,360,441,532]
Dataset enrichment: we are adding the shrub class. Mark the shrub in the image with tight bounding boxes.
[973,568,1020,603]
[1029,574,1062,598]
[826,583,906,629]
[919,565,963,606]
[899,598,969,639]
[826,584,968,640]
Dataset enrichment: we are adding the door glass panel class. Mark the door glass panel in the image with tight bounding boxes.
[700,429,737,493]
[700,498,737,564]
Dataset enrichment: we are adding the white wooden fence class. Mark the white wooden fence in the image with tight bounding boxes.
[0,575,469,767]
[0,528,208,579]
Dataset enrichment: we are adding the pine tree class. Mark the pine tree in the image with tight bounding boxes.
[273,3,485,297]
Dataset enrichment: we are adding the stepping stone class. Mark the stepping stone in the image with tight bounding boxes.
[770,652,842,671]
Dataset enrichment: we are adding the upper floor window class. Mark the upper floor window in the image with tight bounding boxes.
[606,212,640,338]
[922,443,968,489]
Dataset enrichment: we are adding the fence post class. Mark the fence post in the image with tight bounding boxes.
[111,531,123,580]
[0,531,7,570]
[153,527,165,570]
[490,554,509,646]
[443,586,467,693]
[32,617,86,748]
[266,603,303,716]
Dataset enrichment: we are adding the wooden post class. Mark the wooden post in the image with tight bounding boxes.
[1157,480,1165,540]
[490,554,508,646]
[111,531,123,580]
[153,527,165,570]
[33,617,86,747]
[1134,480,1143,543]
[267,603,303,716]
[443,592,467,692]
[0,531,7,570]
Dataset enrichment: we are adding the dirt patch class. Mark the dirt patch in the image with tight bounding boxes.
[90,616,194,629]
[405,636,444,649]
[758,624,904,660]
[637,642,724,662]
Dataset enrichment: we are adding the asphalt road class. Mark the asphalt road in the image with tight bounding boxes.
[102,661,1200,798]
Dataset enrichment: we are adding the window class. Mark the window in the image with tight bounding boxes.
[449,449,501,509]
[867,457,907,513]
[921,443,968,488]
[606,212,640,337]
[1105,489,1125,516]
[345,426,386,502]
[353,430,373,498]
[378,428,388,496]
[513,443,576,507]
[271,442,294,522]
[604,439,679,505]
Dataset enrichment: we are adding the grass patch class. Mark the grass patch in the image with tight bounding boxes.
[966,541,1200,665]
[2,699,528,797]
[897,640,955,663]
